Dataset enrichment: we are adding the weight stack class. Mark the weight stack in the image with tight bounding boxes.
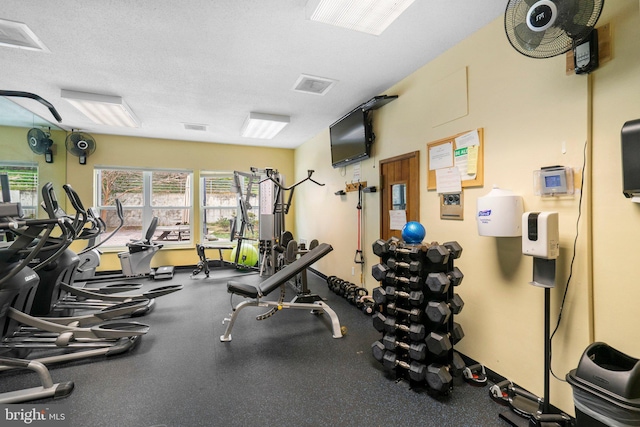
[370,237,465,395]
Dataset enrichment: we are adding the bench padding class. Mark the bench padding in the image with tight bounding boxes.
[227,243,333,298]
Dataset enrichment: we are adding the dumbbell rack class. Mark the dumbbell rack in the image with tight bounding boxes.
[371,237,465,395]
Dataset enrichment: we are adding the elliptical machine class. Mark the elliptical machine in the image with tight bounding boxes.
[75,199,125,281]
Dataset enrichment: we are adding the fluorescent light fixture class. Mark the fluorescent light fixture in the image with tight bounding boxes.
[307,0,415,35]
[241,112,289,139]
[60,89,140,127]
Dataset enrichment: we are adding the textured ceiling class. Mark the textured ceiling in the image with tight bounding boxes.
[0,1,506,149]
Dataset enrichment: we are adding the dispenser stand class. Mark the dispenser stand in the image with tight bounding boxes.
[532,257,555,415]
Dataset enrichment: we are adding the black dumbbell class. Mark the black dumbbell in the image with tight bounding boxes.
[373,286,424,306]
[443,241,463,259]
[371,263,390,282]
[425,294,465,325]
[382,351,427,382]
[386,303,422,322]
[386,257,423,273]
[425,272,450,294]
[448,267,464,286]
[384,272,422,290]
[425,323,465,357]
[372,237,400,257]
[373,238,426,260]
[382,334,427,361]
[372,313,426,341]
[426,244,449,264]
[427,352,466,392]
[384,285,424,306]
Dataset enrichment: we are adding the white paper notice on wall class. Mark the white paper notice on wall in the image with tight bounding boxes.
[389,209,407,230]
[352,163,361,182]
[429,142,453,170]
[454,129,479,181]
[436,167,462,194]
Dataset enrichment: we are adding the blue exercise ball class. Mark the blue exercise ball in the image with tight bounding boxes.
[402,221,426,244]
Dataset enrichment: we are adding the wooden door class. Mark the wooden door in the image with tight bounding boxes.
[379,151,420,241]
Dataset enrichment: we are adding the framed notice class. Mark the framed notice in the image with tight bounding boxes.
[427,128,484,190]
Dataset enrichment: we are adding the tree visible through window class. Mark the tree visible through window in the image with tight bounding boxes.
[96,168,192,247]
[201,172,259,243]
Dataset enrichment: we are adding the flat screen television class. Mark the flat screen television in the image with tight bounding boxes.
[330,109,373,168]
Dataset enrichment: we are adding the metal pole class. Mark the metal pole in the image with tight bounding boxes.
[544,286,551,414]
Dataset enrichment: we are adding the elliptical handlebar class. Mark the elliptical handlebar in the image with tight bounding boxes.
[78,199,124,254]
[0,216,64,286]
[62,184,88,238]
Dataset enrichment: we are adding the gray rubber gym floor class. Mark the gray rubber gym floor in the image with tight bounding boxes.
[0,267,528,427]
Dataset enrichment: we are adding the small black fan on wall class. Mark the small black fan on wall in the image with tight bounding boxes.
[65,131,96,165]
[26,127,54,163]
[505,0,604,72]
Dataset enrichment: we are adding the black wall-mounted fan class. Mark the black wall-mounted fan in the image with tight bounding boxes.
[65,131,96,165]
[505,0,604,59]
[26,128,54,163]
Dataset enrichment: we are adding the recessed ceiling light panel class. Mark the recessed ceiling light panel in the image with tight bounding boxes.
[241,112,290,139]
[307,0,416,35]
[61,89,140,128]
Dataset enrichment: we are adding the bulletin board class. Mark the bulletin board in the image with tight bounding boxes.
[427,128,484,191]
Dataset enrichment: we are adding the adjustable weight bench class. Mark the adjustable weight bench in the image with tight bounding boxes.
[220,243,343,342]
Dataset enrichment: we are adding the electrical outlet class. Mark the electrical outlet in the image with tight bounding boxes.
[351,267,355,276]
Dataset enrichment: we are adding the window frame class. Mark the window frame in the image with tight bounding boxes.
[95,166,193,250]
[0,162,39,218]
[200,171,261,246]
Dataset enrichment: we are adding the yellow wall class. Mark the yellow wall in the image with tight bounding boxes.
[3,1,639,417]
[294,2,639,415]
[591,2,640,355]
[63,133,294,270]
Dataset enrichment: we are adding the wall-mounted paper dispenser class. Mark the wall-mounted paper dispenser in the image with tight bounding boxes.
[621,118,640,201]
[476,186,523,237]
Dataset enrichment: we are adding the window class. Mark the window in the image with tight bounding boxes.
[95,168,193,248]
[201,171,260,244]
[0,163,38,218]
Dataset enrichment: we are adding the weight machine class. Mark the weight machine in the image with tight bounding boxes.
[251,167,324,276]
[195,168,324,276]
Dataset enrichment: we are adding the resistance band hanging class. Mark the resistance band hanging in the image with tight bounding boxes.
[354,183,365,268]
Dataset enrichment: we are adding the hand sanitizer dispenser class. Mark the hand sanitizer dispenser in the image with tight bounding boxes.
[522,212,559,259]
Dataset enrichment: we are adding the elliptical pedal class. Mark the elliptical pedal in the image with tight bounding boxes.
[151,266,174,280]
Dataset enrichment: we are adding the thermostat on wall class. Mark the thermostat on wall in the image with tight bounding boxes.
[534,166,574,196]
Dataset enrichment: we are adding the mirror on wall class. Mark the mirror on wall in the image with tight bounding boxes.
[0,96,67,216]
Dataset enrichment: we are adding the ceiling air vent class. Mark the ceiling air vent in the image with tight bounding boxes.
[292,74,337,96]
[183,123,208,131]
[0,19,49,52]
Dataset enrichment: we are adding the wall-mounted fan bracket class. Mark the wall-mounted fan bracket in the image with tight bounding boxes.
[566,23,611,75]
